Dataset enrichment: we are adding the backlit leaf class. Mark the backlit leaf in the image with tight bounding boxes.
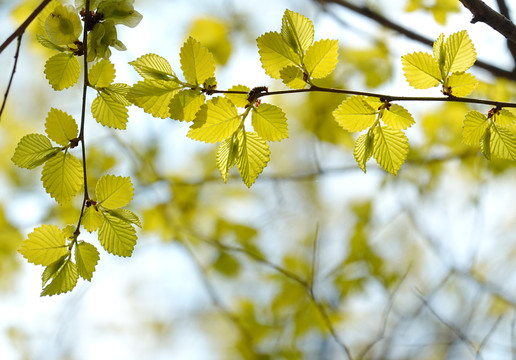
[82,205,103,232]
[92,92,129,129]
[217,136,239,182]
[490,125,516,160]
[129,53,174,80]
[180,36,216,85]
[44,53,80,90]
[41,152,83,205]
[236,131,270,187]
[99,213,137,257]
[42,255,67,287]
[433,33,445,70]
[401,52,441,89]
[224,85,250,108]
[304,39,339,79]
[280,66,307,89]
[89,59,116,88]
[480,127,491,160]
[169,90,205,122]
[446,72,478,97]
[12,134,59,169]
[257,31,300,79]
[188,17,232,65]
[96,174,134,209]
[494,109,516,127]
[75,241,100,281]
[354,133,373,173]
[36,34,66,52]
[41,259,78,296]
[443,30,476,74]
[127,79,181,118]
[333,96,377,132]
[18,225,68,266]
[106,209,142,228]
[45,108,78,146]
[463,110,488,145]
[281,9,314,54]
[382,104,415,130]
[104,83,132,106]
[373,126,409,175]
[251,103,288,141]
[45,4,82,45]
[188,97,240,143]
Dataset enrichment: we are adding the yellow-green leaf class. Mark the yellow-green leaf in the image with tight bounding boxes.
[372,126,409,175]
[433,33,445,70]
[41,259,78,296]
[304,39,339,79]
[106,209,142,228]
[257,31,300,79]
[45,4,82,45]
[251,103,288,141]
[188,97,241,143]
[333,96,377,132]
[281,9,314,54]
[382,104,415,130]
[99,213,137,257]
[92,92,129,129]
[169,90,205,122]
[216,136,239,183]
[401,52,441,89]
[82,205,103,232]
[224,85,250,108]
[443,30,476,74]
[494,109,516,127]
[490,125,516,160]
[75,241,100,281]
[480,127,491,160]
[280,66,307,89]
[89,59,116,88]
[129,53,174,80]
[36,34,66,52]
[354,133,373,173]
[446,72,478,97]
[45,108,78,146]
[18,225,68,266]
[41,152,83,205]
[127,79,181,118]
[11,134,59,169]
[463,110,488,145]
[42,255,67,287]
[236,131,270,188]
[180,36,215,85]
[44,53,80,90]
[104,83,132,106]
[96,174,134,209]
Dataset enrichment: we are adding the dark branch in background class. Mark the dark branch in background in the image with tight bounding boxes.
[0,36,22,121]
[314,0,516,80]
[495,0,516,69]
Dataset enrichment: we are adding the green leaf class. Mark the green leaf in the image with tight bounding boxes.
[188,97,241,143]
[75,241,100,281]
[89,59,116,88]
[224,85,250,108]
[18,225,68,266]
[96,174,134,209]
[490,125,516,160]
[44,53,80,90]
[11,134,59,169]
[41,259,78,296]
[354,133,373,173]
[106,209,142,228]
[332,96,377,132]
[127,79,181,118]
[372,126,409,175]
[82,205,103,232]
[446,72,478,97]
[382,104,415,130]
[251,103,288,141]
[36,34,66,52]
[45,108,78,146]
[281,9,314,54]
[236,131,270,187]
[480,127,491,159]
[257,31,300,79]
[45,4,82,45]
[216,136,239,183]
[129,53,174,80]
[97,0,143,27]
[99,213,137,257]
[304,39,339,79]
[443,30,476,74]
[463,110,488,145]
[42,255,67,287]
[280,66,307,89]
[104,83,132,106]
[433,33,445,70]
[91,92,129,129]
[494,109,516,127]
[180,36,216,85]
[401,52,441,89]
[169,90,206,122]
[41,152,83,205]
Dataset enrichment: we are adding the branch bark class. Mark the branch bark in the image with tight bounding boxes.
[495,0,516,69]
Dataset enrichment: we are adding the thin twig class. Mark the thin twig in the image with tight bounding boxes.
[0,35,22,121]
[477,315,503,358]
[495,0,516,67]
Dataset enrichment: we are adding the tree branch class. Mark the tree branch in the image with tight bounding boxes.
[495,0,516,69]
[0,35,22,121]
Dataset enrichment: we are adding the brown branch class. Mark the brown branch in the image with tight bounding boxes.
[0,36,22,121]
[496,0,516,68]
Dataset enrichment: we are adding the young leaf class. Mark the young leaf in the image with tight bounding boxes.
[36,34,66,52]
[354,133,373,173]
[236,131,270,187]
[104,83,132,106]
[127,79,181,118]
[106,209,142,228]
[89,59,116,88]
[42,255,67,287]
[75,241,100,281]
[382,104,415,130]
[401,52,441,89]
[257,31,300,79]
[44,4,82,45]
[443,30,476,74]
[463,110,488,145]
[188,97,241,143]
[169,90,206,122]
[480,127,491,159]
[11,134,59,169]
[82,205,103,232]
[180,36,216,85]
[494,109,516,127]
[224,85,251,108]
[129,53,174,80]
[280,66,307,89]
[304,39,339,79]
[281,9,314,54]
[18,225,68,266]
[41,259,79,296]
[45,108,78,146]
[99,213,137,257]
[490,125,516,160]
[45,53,80,90]
[446,72,478,97]
[372,126,409,175]
[332,96,377,132]
[41,152,83,205]
[217,136,239,182]
[251,103,288,141]
[91,92,129,129]
[96,174,134,209]
[433,33,445,70]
